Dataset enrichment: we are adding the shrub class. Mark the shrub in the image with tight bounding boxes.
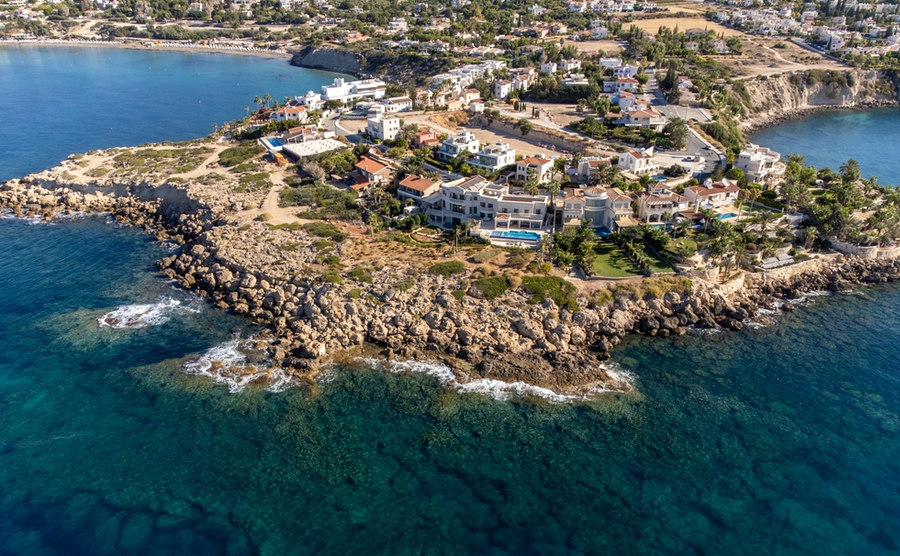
[520,276,578,311]
[451,289,467,300]
[472,247,502,264]
[472,275,510,300]
[428,260,466,277]
[347,267,374,283]
[218,143,264,167]
[256,212,273,222]
[349,288,362,299]
[323,273,343,284]
[301,222,347,242]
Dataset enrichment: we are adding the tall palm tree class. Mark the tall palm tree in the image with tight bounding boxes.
[700,207,717,232]
[745,182,763,213]
[253,96,262,112]
[263,93,272,108]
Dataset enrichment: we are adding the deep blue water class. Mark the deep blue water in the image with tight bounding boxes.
[2,46,900,555]
[750,107,900,185]
[0,45,350,181]
[1,215,900,555]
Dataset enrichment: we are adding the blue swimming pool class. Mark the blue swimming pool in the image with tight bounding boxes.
[491,230,541,241]
[717,212,738,219]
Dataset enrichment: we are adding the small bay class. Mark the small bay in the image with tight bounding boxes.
[749,107,900,185]
[1,47,900,555]
[0,45,350,181]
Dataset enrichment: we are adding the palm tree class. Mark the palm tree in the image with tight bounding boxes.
[745,182,763,213]
[253,96,262,112]
[263,93,272,108]
[700,207,717,232]
[244,105,250,116]
[661,210,673,235]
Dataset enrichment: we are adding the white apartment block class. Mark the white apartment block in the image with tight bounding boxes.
[437,131,480,161]
[365,114,401,142]
[469,142,517,171]
[321,78,386,104]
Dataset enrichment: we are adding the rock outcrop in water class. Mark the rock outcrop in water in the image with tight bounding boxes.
[3,167,900,394]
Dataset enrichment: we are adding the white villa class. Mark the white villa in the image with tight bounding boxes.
[321,78,386,104]
[615,109,667,131]
[618,147,660,175]
[684,179,742,208]
[515,155,555,183]
[365,113,401,142]
[734,143,786,185]
[437,131,480,161]
[469,142,517,171]
[423,176,550,230]
[636,192,690,224]
[562,187,633,229]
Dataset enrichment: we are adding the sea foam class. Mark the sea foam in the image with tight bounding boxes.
[183,338,293,393]
[98,298,185,329]
[354,357,634,403]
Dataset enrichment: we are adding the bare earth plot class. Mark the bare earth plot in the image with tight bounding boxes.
[625,16,744,37]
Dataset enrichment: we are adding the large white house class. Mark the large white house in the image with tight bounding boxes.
[469,142,517,171]
[365,114,401,142]
[636,192,690,224]
[615,109,668,131]
[684,179,742,208]
[734,143,786,185]
[437,131,480,161]
[613,64,639,78]
[321,78,386,104]
[618,147,660,175]
[515,155,555,183]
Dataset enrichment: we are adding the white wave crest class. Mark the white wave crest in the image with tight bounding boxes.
[353,357,634,403]
[183,338,294,393]
[98,298,184,329]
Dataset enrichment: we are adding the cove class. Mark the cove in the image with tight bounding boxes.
[0,45,351,181]
[749,107,900,185]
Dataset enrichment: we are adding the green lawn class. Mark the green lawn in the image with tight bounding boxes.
[637,242,676,273]
[591,242,642,277]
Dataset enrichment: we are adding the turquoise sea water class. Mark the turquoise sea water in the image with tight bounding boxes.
[2,215,900,555]
[750,107,900,185]
[3,46,900,555]
[0,45,349,181]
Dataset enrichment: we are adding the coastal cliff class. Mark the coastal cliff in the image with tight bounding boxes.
[5,156,900,396]
[289,47,362,76]
[289,46,456,86]
[738,69,900,131]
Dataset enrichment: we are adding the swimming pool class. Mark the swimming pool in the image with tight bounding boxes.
[491,230,541,241]
[717,212,738,219]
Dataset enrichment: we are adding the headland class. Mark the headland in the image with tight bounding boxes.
[3,139,899,397]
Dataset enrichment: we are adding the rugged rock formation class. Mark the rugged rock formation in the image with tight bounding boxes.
[289,46,457,87]
[289,47,362,75]
[4,175,900,394]
[738,69,900,132]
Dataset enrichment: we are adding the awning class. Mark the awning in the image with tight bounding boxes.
[615,215,640,228]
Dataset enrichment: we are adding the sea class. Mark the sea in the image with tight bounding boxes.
[1,46,900,555]
[750,107,900,185]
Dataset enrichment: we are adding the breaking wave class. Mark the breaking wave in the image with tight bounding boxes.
[183,338,293,393]
[98,298,188,329]
[354,357,634,403]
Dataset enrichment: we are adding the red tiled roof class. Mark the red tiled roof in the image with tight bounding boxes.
[399,175,437,193]
[354,157,388,174]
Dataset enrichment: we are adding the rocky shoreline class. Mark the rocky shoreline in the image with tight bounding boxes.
[3,175,900,397]
[741,98,900,134]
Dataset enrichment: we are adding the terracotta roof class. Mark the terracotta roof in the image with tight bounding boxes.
[354,157,388,174]
[518,157,552,166]
[399,175,437,193]
[687,182,741,196]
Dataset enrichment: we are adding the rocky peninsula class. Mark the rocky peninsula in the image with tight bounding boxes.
[3,142,900,397]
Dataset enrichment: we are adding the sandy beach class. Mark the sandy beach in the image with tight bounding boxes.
[0,37,292,58]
